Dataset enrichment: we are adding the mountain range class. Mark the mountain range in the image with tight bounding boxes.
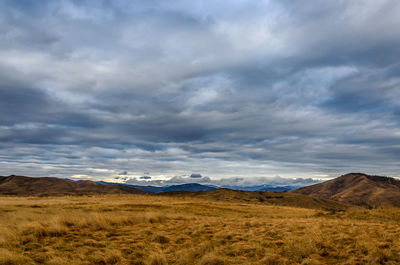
[0,175,345,211]
[0,175,296,196]
[2,173,400,209]
[98,181,297,193]
[98,182,217,193]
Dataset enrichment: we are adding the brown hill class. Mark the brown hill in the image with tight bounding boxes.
[160,188,349,211]
[292,173,400,208]
[0,175,146,196]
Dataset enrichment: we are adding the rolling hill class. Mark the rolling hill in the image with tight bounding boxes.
[0,175,146,196]
[293,173,400,208]
[160,188,349,211]
[220,184,297,192]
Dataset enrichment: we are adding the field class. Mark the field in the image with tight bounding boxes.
[0,195,400,265]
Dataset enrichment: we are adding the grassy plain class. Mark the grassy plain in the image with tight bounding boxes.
[0,194,399,265]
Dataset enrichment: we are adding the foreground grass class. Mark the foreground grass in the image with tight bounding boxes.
[0,195,399,264]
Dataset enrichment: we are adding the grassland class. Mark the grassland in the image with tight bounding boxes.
[0,195,399,265]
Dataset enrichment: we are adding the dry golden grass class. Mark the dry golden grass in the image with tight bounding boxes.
[0,194,399,264]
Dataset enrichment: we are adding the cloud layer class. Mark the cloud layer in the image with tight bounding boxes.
[1,0,400,183]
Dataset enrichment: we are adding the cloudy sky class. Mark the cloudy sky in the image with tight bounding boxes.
[1,0,399,185]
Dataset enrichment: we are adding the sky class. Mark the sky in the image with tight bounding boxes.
[0,0,400,186]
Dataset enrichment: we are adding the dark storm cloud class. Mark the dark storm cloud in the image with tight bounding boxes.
[321,66,400,115]
[190,174,202,179]
[0,0,400,181]
[0,86,48,125]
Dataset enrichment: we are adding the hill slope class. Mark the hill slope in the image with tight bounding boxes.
[0,175,146,196]
[160,188,349,211]
[293,173,400,208]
